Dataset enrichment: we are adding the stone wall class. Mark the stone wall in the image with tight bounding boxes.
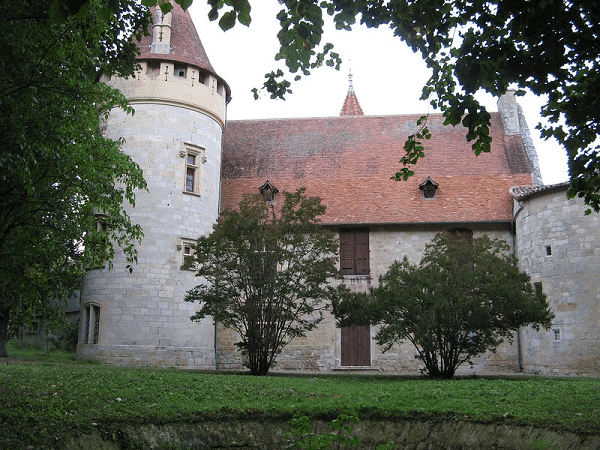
[65,419,600,449]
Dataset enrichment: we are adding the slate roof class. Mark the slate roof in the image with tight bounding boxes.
[221,113,534,225]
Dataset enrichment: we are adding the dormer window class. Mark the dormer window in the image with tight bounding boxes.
[419,176,439,199]
[259,180,279,203]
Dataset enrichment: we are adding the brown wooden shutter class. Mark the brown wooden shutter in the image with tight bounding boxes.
[355,230,369,275]
[339,229,370,275]
[341,325,371,366]
[339,230,355,275]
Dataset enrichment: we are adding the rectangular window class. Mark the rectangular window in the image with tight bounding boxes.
[339,229,369,275]
[146,61,160,75]
[552,328,562,342]
[181,239,196,270]
[174,64,187,78]
[25,321,39,334]
[183,145,204,195]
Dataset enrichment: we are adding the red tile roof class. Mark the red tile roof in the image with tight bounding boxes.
[340,85,364,116]
[511,182,569,200]
[221,113,534,225]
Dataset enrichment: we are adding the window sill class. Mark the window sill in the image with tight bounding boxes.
[182,190,201,197]
[342,275,372,286]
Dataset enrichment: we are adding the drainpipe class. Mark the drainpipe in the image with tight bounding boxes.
[214,320,219,370]
[512,205,524,372]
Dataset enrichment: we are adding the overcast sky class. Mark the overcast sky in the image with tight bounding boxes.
[188,2,569,185]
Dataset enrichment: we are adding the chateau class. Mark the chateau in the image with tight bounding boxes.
[76,5,599,376]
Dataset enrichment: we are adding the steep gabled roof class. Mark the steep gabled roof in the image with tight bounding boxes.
[221,113,534,225]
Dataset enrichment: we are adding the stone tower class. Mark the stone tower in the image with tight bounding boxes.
[78,4,230,367]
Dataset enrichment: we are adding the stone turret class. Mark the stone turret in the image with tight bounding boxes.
[79,3,228,368]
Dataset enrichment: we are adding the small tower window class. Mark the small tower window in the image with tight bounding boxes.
[146,61,160,75]
[545,245,552,256]
[174,64,187,78]
[419,176,439,199]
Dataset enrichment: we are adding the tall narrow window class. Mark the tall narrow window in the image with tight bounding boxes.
[185,154,196,192]
[182,145,204,195]
[83,304,100,345]
[339,229,369,275]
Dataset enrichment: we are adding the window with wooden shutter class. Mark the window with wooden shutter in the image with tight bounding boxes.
[339,229,369,275]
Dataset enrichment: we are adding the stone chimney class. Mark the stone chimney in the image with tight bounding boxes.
[498,90,543,185]
[151,6,173,54]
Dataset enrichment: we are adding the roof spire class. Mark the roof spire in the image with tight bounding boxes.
[340,68,364,116]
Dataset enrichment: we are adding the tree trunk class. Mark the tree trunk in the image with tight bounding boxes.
[0,305,9,357]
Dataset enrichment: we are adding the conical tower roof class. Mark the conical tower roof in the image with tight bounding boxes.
[340,71,364,116]
[137,3,230,99]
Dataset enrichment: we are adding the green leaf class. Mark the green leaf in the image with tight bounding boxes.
[176,0,193,10]
[219,11,237,31]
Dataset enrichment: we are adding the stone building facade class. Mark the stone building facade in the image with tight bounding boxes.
[77,4,599,376]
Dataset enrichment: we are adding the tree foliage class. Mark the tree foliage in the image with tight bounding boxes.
[206,0,600,212]
[185,188,341,375]
[333,233,554,378]
[0,0,151,356]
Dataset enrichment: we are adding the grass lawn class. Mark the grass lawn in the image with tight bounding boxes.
[1,342,599,449]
